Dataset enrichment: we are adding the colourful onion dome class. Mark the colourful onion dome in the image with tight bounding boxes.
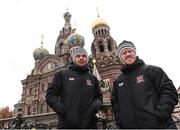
[67,33,85,47]
[33,46,49,60]
[92,18,108,29]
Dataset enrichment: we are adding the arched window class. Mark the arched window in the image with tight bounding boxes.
[101,29,103,34]
[98,30,101,35]
[59,43,64,55]
[99,45,104,52]
[98,41,104,52]
[54,63,58,68]
[29,88,32,95]
[27,106,31,115]
[108,39,113,51]
[40,103,46,113]
[104,29,107,34]
[41,84,45,92]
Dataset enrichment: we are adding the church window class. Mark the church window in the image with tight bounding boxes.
[54,63,58,68]
[98,41,104,52]
[18,108,22,112]
[29,88,32,95]
[59,43,64,55]
[27,106,31,115]
[99,44,104,52]
[42,62,58,73]
[108,39,113,51]
[41,84,45,92]
[101,29,103,34]
[98,30,101,35]
[40,103,46,113]
[47,62,51,70]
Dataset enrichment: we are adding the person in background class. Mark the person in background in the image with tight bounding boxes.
[111,40,178,129]
[46,46,102,129]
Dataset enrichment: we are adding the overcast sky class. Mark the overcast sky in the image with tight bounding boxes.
[0,0,180,110]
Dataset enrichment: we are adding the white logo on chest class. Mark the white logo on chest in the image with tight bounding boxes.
[86,79,92,86]
[69,78,75,80]
[136,75,144,84]
[119,82,124,87]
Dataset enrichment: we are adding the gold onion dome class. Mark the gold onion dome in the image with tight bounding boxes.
[33,46,49,60]
[92,18,108,29]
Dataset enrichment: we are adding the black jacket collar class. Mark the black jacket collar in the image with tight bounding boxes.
[121,57,145,73]
[68,62,89,74]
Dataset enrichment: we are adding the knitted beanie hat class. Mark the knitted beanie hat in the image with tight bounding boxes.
[117,40,136,61]
[70,46,89,65]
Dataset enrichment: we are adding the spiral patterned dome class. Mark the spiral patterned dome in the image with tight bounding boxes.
[33,46,49,60]
[67,33,85,47]
[92,18,108,29]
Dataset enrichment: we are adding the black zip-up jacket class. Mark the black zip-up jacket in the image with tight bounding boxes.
[111,57,178,129]
[46,63,102,129]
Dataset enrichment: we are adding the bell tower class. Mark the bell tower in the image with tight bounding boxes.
[91,10,122,128]
[55,11,76,65]
[91,15,121,90]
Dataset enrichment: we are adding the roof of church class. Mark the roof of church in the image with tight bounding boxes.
[92,17,108,29]
[33,46,49,60]
[66,33,85,48]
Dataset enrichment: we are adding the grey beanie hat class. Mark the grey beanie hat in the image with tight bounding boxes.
[117,40,136,61]
[70,46,89,64]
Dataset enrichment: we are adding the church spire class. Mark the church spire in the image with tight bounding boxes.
[41,34,44,48]
[96,7,100,18]
[63,10,71,28]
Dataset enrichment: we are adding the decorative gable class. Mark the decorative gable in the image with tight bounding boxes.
[33,55,65,75]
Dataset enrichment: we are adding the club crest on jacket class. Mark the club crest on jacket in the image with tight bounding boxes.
[86,79,92,86]
[136,75,144,84]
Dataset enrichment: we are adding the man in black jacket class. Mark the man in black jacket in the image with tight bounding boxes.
[111,40,178,129]
[46,46,102,129]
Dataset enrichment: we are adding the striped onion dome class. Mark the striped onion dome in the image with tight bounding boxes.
[67,33,85,48]
[33,46,49,60]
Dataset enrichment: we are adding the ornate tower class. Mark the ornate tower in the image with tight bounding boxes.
[55,11,76,65]
[91,16,121,91]
[91,13,122,128]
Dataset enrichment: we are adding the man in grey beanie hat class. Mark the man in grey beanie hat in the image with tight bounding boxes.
[116,40,136,64]
[111,40,178,129]
[70,46,89,66]
[46,45,102,129]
